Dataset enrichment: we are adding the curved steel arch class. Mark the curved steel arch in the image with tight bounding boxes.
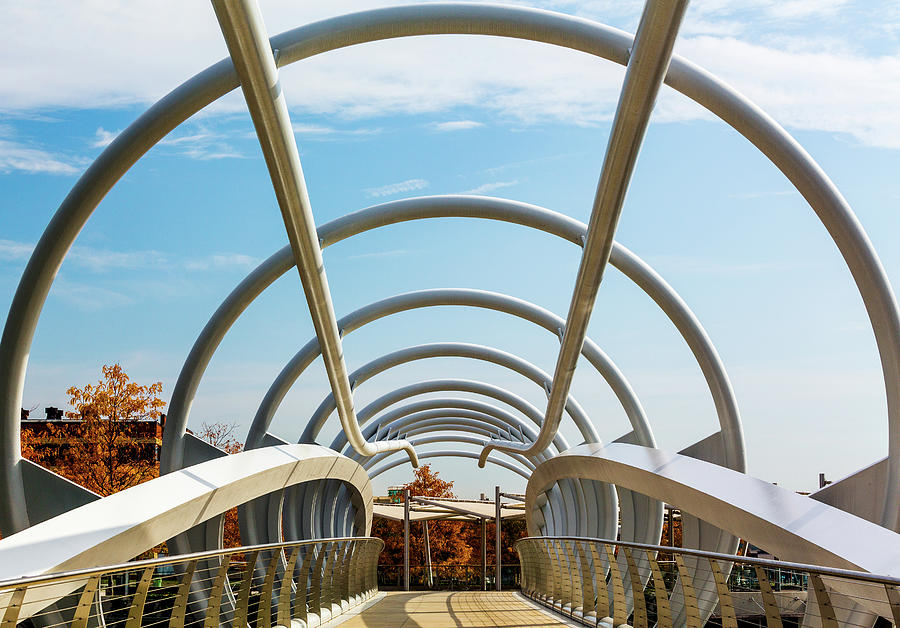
[349,413,599,537]
[249,287,653,450]
[308,342,594,442]
[334,385,565,453]
[372,450,530,482]
[349,406,602,537]
[336,393,609,537]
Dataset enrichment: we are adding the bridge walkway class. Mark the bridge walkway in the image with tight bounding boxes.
[337,590,570,627]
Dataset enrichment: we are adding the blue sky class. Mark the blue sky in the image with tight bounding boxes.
[2,0,900,498]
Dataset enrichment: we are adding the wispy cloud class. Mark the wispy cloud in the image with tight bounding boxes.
[0,239,34,262]
[292,123,382,140]
[648,254,817,276]
[433,120,484,132]
[53,281,134,311]
[364,178,429,198]
[0,239,260,274]
[461,180,518,195]
[0,133,80,175]
[70,248,170,273]
[728,190,798,200]
[185,253,260,271]
[347,249,411,261]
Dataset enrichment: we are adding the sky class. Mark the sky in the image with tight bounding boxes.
[2,0,900,499]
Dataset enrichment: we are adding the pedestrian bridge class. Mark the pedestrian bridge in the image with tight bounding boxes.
[3,0,900,626]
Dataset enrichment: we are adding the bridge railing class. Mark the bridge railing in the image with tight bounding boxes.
[516,536,900,628]
[0,536,383,628]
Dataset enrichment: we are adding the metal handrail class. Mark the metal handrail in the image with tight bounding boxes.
[516,536,900,587]
[0,535,382,591]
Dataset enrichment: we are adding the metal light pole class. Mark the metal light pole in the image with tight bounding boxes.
[404,488,410,591]
[495,485,501,591]
[481,518,487,591]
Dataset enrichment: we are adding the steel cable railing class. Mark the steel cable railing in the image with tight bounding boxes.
[0,536,383,628]
[516,536,900,628]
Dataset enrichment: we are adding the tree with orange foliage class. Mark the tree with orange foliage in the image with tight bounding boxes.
[43,364,166,496]
[195,421,243,547]
[372,464,476,586]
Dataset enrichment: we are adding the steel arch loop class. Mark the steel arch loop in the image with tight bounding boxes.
[249,287,654,449]
[3,1,894,536]
[306,342,596,443]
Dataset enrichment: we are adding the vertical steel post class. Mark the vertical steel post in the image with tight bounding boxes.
[404,488,410,591]
[495,485,502,591]
[481,518,487,591]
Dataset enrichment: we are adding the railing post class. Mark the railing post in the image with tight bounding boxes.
[295,545,315,624]
[125,566,156,628]
[753,566,784,628]
[258,550,280,628]
[708,557,737,628]
[809,573,839,628]
[0,587,26,628]
[605,544,628,627]
[404,488,410,591]
[647,549,673,628]
[589,542,611,621]
[309,543,326,621]
[623,547,648,627]
[278,546,301,627]
[577,541,596,621]
[71,575,102,628]
[233,550,260,628]
[169,560,197,628]
[674,554,702,628]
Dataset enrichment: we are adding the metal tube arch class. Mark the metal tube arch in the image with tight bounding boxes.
[249,287,653,450]
[371,450,530,481]
[306,342,596,443]
[5,2,893,532]
[351,418,596,536]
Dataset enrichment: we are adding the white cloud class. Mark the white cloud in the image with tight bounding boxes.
[52,281,135,310]
[185,253,260,271]
[0,137,80,175]
[0,1,898,149]
[364,178,429,198]
[433,120,484,132]
[92,127,118,148]
[292,123,381,139]
[461,180,519,195]
[0,239,259,274]
[347,249,411,261]
[0,239,34,262]
[70,248,166,272]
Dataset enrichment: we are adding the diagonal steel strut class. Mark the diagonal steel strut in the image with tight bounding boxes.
[211,0,417,466]
[479,0,689,467]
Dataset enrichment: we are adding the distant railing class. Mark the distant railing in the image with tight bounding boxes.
[516,536,900,628]
[0,536,383,628]
[377,563,521,590]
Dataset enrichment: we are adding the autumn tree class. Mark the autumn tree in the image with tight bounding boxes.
[32,364,167,496]
[372,464,476,585]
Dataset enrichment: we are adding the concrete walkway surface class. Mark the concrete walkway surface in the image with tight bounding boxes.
[333,591,569,627]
